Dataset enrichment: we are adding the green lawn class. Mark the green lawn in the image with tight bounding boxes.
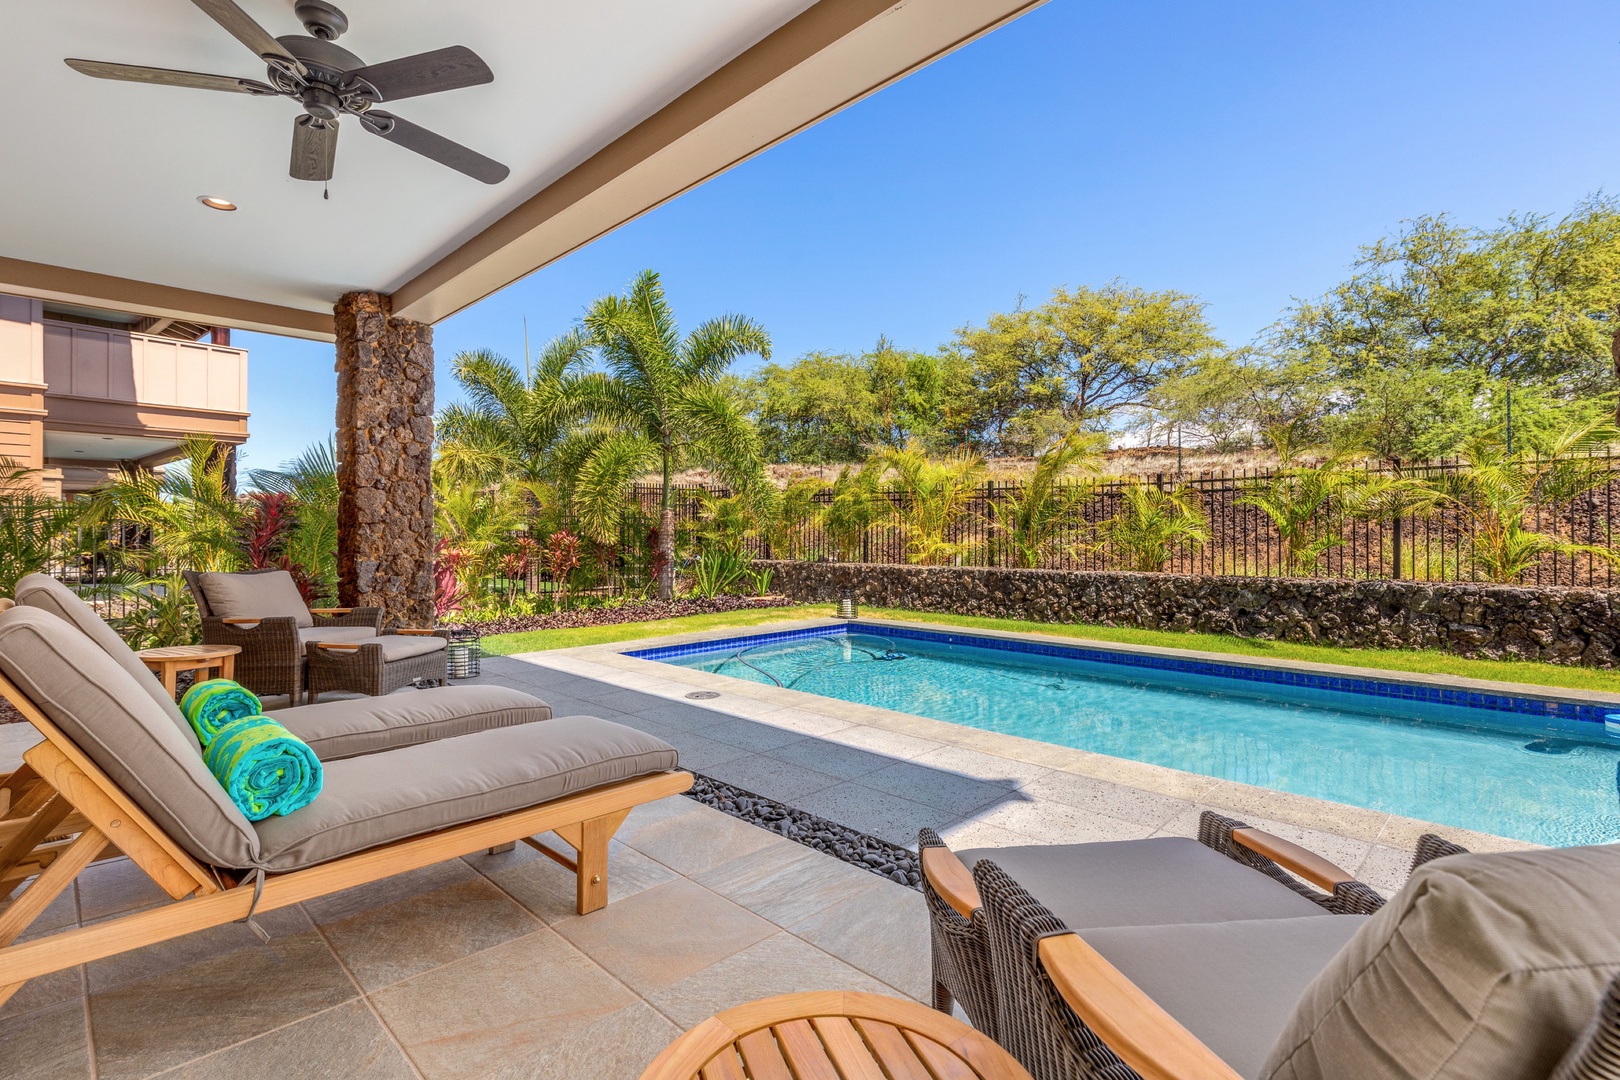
[481,603,1620,694]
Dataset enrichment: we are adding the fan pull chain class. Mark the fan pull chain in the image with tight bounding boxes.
[323,181,329,201]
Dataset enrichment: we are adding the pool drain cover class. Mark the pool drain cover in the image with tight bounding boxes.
[685,691,721,700]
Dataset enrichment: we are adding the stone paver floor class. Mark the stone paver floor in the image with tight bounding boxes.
[0,633,1532,1079]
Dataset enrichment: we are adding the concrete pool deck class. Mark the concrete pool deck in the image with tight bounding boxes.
[517,616,1546,887]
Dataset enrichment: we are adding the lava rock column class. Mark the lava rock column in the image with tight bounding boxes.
[333,290,434,626]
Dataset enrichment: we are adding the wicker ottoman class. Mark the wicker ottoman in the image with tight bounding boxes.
[304,630,450,704]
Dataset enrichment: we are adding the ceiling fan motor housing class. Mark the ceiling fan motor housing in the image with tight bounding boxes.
[295,1,350,41]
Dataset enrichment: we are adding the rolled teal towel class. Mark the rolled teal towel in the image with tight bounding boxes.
[179,679,263,746]
[203,716,322,821]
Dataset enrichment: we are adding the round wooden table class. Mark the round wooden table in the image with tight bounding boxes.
[638,991,1032,1080]
[136,644,241,700]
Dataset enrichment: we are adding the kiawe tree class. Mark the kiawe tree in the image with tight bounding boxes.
[567,270,772,600]
[956,281,1222,451]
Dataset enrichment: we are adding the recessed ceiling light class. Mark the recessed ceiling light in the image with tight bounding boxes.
[197,196,237,211]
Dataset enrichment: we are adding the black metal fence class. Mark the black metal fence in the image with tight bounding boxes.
[618,452,1620,587]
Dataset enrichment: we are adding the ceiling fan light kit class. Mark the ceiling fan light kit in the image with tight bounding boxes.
[66,0,509,185]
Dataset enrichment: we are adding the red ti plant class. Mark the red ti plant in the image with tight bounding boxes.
[498,535,540,603]
[544,529,581,612]
[242,492,319,602]
[242,492,295,568]
[434,538,469,621]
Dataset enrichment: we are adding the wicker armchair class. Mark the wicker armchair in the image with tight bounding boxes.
[929,818,1477,1080]
[921,811,1461,1068]
[183,569,383,703]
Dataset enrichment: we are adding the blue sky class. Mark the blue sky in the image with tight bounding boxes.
[236,0,1620,473]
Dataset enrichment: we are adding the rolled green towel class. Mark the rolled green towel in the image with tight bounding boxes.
[179,679,263,746]
[203,716,322,821]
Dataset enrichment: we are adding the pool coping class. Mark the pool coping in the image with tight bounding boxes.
[514,617,1551,857]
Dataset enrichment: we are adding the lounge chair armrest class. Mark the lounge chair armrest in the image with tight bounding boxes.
[921,843,980,918]
[392,628,438,636]
[201,615,298,646]
[310,642,366,652]
[1231,827,1355,892]
[1038,932,1243,1080]
[309,607,352,616]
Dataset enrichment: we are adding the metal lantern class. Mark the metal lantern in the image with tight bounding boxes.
[835,589,858,619]
[446,629,482,679]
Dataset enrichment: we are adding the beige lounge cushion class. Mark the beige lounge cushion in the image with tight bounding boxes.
[14,573,199,753]
[0,606,260,868]
[199,570,313,627]
[1261,845,1620,1080]
[372,635,446,660]
[268,685,552,760]
[253,715,679,870]
[959,838,1325,930]
[1086,915,1368,1080]
[296,626,379,646]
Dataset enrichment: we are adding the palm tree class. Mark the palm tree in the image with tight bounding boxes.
[990,433,1104,568]
[870,442,986,565]
[567,270,771,599]
[823,462,887,561]
[0,458,77,598]
[1430,422,1620,583]
[83,435,244,572]
[432,468,528,604]
[248,440,340,603]
[764,477,826,560]
[1098,480,1208,572]
[436,332,594,490]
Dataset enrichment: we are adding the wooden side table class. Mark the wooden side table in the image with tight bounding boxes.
[639,990,1032,1080]
[136,645,242,701]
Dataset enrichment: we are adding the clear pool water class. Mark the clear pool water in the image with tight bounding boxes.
[644,625,1620,846]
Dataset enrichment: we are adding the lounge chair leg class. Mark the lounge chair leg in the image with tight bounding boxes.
[932,980,955,1015]
[0,982,21,1009]
[486,842,516,855]
[0,826,107,949]
[553,810,630,915]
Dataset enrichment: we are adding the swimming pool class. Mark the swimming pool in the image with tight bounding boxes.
[630,623,1620,846]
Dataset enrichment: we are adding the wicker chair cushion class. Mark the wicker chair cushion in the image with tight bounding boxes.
[1086,915,1367,1080]
[253,715,678,871]
[1261,845,1620,1080]
[375,635,447,660]
[296,627,380,646]
[268,685,552,760]
[13,573,199,751]
[959,837,1324,930]
[0,606,261,868]
[198,570,313,627]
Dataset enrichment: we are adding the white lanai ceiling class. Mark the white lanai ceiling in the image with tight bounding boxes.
[0,0,1046,337]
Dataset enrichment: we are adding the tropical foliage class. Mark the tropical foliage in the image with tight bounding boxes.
[1429,422,1620,583]
[1096,481,1209,573]
[990,433,1103,568]
[870,442,987,565]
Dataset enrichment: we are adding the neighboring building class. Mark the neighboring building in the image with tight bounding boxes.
[0,292,247,497]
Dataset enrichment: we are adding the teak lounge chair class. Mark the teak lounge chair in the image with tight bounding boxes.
[0,604,692,1011]
[16,573,547,758]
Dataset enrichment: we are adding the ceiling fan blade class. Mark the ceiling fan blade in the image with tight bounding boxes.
[359,111,508,184]
[290,115,338,181]
[190,0,307,78]
[343,46,494,102]
[65,58,279,96]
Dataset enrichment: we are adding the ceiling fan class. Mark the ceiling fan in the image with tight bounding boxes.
[65,0,509,185]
